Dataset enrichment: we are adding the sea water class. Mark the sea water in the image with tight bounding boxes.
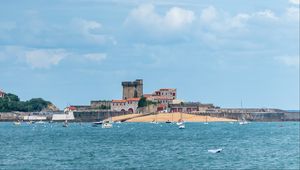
[0,122,299,169]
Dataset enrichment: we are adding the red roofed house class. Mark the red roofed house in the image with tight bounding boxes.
[111,98,140,113]
[0,90,5,98]
[144,88,177,111]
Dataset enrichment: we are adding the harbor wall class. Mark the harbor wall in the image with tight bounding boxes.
[72,110,137,122]
[193,111,300,121]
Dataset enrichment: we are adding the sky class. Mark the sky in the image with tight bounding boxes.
[0,0,299,110]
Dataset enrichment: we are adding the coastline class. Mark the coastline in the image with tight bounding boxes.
[112,112,236,122]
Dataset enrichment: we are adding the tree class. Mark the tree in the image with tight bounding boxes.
[138,96,147,108]
[0,93,53,112]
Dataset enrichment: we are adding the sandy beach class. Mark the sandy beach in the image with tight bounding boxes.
[112,112,236,122]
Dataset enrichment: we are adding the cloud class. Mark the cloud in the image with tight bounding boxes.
[84,53,107,62]
[164,7,195,29]
[286,7,300,21]
[289,0,300,5]
[72,18,116,45]
[276,56,299,68]
[25,49,68,69]
[125,4,195,32]
[254,10,278,20]
[200,6,218,23]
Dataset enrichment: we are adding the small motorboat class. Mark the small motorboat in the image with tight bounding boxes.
[178,124,185,129]
[13,121,21,126]
[102,120,113,128]
[165,120,172,123]
[36,121,46,124]
[239,121,249,125]
[102,122,113,128]
[92,121,103,127]
[208,148,223,153]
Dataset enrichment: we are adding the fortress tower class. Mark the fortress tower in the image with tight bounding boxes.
[122,79,143,99]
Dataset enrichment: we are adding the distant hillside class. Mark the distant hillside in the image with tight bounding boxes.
[0,93,59,112]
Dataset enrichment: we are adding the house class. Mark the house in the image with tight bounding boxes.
[111,98,140,113]
[0,90,5,98]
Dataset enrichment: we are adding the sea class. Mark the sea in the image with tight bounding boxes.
[0,122,299,170]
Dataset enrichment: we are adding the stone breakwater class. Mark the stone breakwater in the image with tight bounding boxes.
[194,111,300,122]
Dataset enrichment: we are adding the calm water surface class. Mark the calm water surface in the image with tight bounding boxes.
[0,122,299,169]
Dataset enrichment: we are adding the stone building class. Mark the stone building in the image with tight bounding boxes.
[90,100,112,109]
[169,102,215,113]
[111,98,140,113]
[122,79,143,100]
[154,88,177,100]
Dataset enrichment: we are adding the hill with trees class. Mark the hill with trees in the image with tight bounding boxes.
[0,93,58,112]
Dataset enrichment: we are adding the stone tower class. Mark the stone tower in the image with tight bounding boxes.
[122,79,143,99]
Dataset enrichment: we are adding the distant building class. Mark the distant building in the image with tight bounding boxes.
[145,88,177,111]
[52,106,75,121]
[154,88,177,100]
[0,90,5,98]
[90,100,112,109]
[169,102,215,113]
[111,98,140,113]
[122,79,143,99]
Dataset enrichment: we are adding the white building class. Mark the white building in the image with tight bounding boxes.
[0,90,5,98]
[111,98,139,113]
[52,106,75,121]
[23,115,47,121]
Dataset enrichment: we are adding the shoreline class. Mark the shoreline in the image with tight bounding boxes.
[112,112,237,122]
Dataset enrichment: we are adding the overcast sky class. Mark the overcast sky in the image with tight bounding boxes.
[0,0,299,110]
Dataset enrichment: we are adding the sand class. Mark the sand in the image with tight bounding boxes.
[112,112,236,122]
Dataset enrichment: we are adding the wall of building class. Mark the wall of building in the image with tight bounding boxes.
[90,100,112,109]
[73,110,133,122]
[111,99,139,113]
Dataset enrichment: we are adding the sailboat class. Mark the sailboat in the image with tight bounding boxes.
[63,111,68,127]
[93,113,103,127]
[177,112,185,129]
[239,116,249,125]
[150,113,158,124]
[204,115,208,124]
[239,100,249,125]
[63,119,68,127]
[176,112,184,125]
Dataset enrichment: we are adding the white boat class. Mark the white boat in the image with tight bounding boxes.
[176,122,184,126]
[178,124,185,129]
[102,113,113,128]
[13,121,21,126]
[36,121,46,124]
[102,122,113,128]
[176,112,184,126]
[239,117,249,125]
[63,119,68,127]
[239,121,249,125]
[208,148,222,153]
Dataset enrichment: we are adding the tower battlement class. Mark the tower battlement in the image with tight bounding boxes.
[122,79,143,99]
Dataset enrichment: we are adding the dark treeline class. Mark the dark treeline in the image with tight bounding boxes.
[0,93,51,112]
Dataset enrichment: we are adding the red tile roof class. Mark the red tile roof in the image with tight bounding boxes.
[127,98,140,101]
[68,106,77,111]
[112,100,127,103]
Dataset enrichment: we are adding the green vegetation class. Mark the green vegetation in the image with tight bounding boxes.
[138,96,157,108]
[0,93,52,112]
